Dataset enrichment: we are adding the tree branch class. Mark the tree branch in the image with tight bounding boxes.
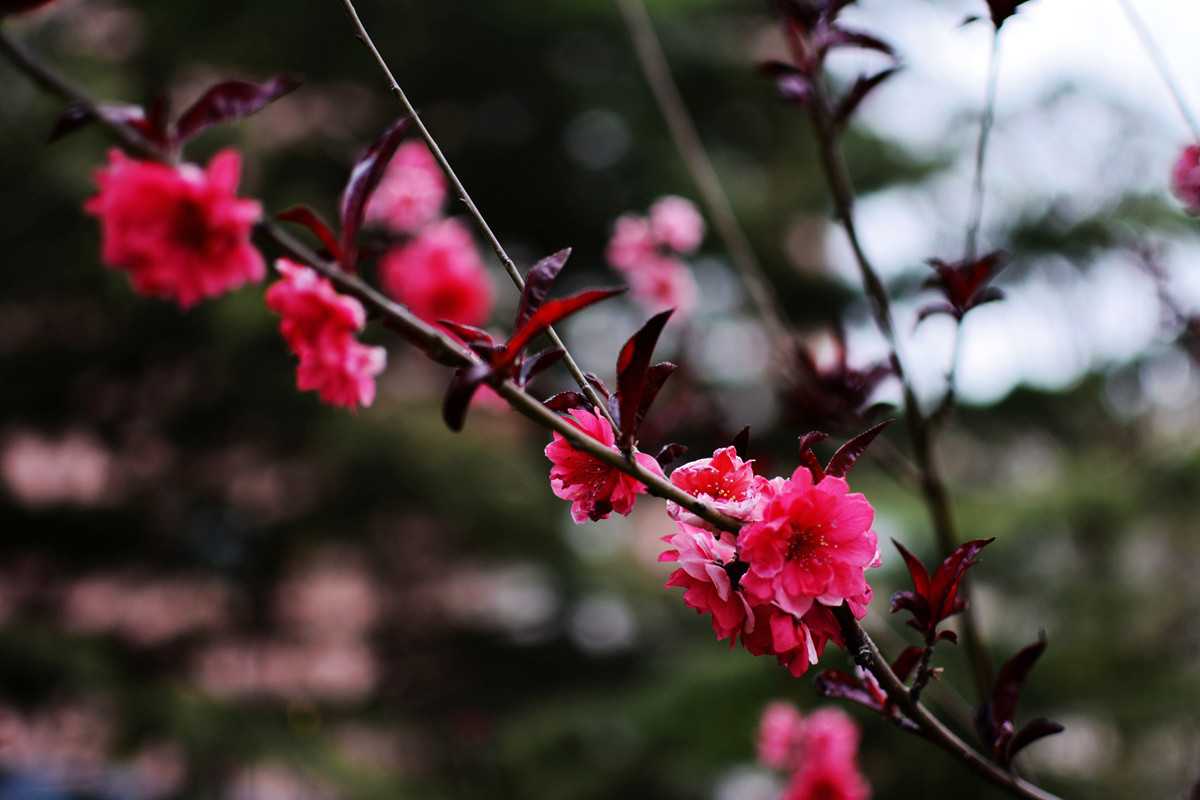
[1115,0,1200,142]
[332,0,617,429]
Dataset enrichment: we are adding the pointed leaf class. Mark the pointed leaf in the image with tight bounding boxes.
[732,426,751,458]
[519,347,565,386]
[636,362,678,431]
[655,443,689,469]
[889,590,930,627]
[516,248,572,330]
[1005,718,1065,765]
[992,637,1048,727]
[892,539,932,599]
[48,102,158,145]
[814,669,884,712]
[442,363,493,432]
[502,288,626,368]
[583,372,611,399]
[835,67,899,129]
[277,206,344,264]
[436,320,496,346]
[797,430,829,483]
[339,118,411,264]
[986,0,1032,29]
[544,391,589,413]
[615,309,674,451]
[929,537,994,622]
[175,76,300,144]
[825,418,894,477]
[891,645,925,683]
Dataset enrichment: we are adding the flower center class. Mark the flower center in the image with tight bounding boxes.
[785,525,827,563]
[171,200,213,251]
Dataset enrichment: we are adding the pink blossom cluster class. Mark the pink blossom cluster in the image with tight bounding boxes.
[366,140,494,329]
[606,196,704,320]
[265,259,387,409]
[660,449,878,677]
[86,149,265,307]
[757,702,872,800]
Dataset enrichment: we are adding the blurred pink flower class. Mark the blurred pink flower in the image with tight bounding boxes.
[738,468,879,619]
[661,521,754,643]
[1171,144,1200,214]
[757,701,805,769]
[266,259,387,409]
[606,214,657,272]
[0,430,113,508]
[649,195,705,253]
[627,257,698,319]
[366,140,448,233]
[759,704,871,800]
[544,407,663,523]
[379,218,494,327]
[85,149,264,307]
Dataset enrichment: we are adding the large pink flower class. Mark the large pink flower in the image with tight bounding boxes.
[1171,145,1200,214]
[265,259,387,410]
[661,521,754,643]
[668,446,769,526]
[738,468,879,619]
[365,140,448,233]
[85,149,264,307]
[379,218,493,327]
[649,195,705,254]
[544,407,663,523]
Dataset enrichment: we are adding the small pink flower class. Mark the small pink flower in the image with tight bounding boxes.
[738,468,879,619]
[1171,144,1200,214]
[606,214,657,272]
[661,521,754,643]
[649,195,705,254]
[627,257,698,320]
[85,148,264,307]
[801,708,862,767]
[266,259,387,410]
[758,702,805,770]
[365,140,448,233]
[743,603,845,678]
[782,756,871,800]
[544,407,663,523]
[379,218,494,327]
[668,446,769,527]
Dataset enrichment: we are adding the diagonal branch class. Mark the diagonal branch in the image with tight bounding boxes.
[1115,0,1200,142]
[614,0,792,355]
[332,0,616,429]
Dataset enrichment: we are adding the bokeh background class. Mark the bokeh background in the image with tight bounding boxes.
[2,0,1200,798]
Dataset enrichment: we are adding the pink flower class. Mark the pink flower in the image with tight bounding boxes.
[758,702,805,770]
[649,195,705,254]
[742,603,845,678]
[801,708,862,767]
[379,218,494,327]
[782,755,871,800]
[544,407,663,523]
[265,259,387,409]
[85,148,264,307]
[606,214,657,272]
[738,468,879,619]
[627,257,698,320]
[365,140,448,233]
[661,521,755,643]
[668,446,769,526]
[1171,144,1200,214]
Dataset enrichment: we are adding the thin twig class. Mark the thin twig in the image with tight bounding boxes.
[805,72,994,700]
[333,0,617,428]
[1115,0,1200,142]
[614,0,792,355]
[964,33,1001,265]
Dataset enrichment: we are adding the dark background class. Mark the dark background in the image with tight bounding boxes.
[1,0,1198,798]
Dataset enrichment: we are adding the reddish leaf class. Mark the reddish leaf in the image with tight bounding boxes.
[824,419,894,477]
[891,645,925,683]
[986,0,1032,29]
[442,363,493,432]
[815,26,894,58]
[797,430,829,483]
[889,590,930,627]
[175,76,300,145]
[655,443,689,469]
[516,248,572,330]
[277,206,344,265]
[436,320,496,346]
[544,391,589,413]
[48,102,161,146]
[936,629,959,644]
[518,347,565,386]
[615,310,674,451]
[835,67,899,129]
[636,362,678,431]
[0,0,56,15]
[929,537,994,622]
[923,252,1007,320]
[815,669,884,712]
[992,637,1047,728]
[1005,718,1064,765]
[892,539,931,599]
[583,372,612,399]
[339,118,411,265]
[502,288,625,368]
[732,426,751,458]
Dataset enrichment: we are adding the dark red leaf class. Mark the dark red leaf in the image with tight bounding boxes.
[835,67,899,129]
[655,443,689,469]
[277,206,344,264]
[519,347,565,386]
[502,288,625,368]
[442,363,493,432]
[48,102,158,145]
[175,76,300,145]
[814,669,884,712]
[891,646,925,683]
[916,302,960,325]
[824,418,894,478]
[815,25,894,58]
[929,537,994,622]
[936,629,959,644]
[339,118,411,265]
[732,426,751,458]
[992,636,1047,728]
[986,0,1032,29]
[0,0,56,15]
[544,391,589,413]
[797,430,829,483]
[889,590,930,627]
[1005,718,1064,765]
[437,320,496,346]
[892,539,932,599]
[516,248,572,330]
[636,362,678,431]
[583,372,611,399]
[615,310,674,451]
